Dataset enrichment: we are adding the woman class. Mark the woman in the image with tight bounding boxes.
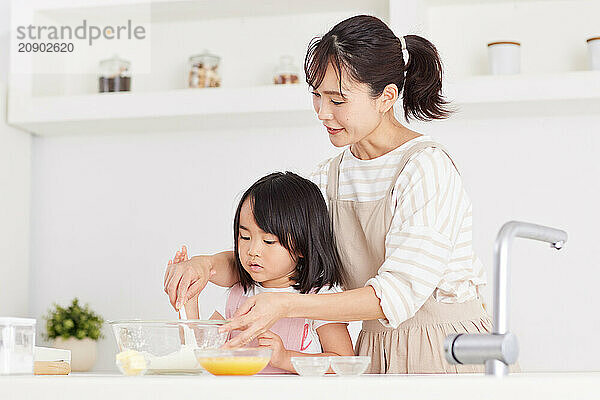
[164,15,490,374]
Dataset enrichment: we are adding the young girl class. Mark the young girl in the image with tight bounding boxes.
[168,171,354,374]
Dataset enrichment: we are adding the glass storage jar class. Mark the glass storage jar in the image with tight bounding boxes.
[188,51,221,88]
[98,55,131,93]
[273,55,300,85]
[0,317,36,375]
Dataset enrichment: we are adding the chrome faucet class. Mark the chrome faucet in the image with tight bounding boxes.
[444,221,567,377]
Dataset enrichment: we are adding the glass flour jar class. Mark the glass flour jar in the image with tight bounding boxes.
[0,317,36,375]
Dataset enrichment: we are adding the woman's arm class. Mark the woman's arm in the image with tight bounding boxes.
[288,286,385,321]
[221,286,384,348]
[208,251,239,287]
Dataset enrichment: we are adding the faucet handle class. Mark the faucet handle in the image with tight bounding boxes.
[444,332,519,366]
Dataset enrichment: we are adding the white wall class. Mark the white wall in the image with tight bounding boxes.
[0,82,31,317]
[0,0,8,83]
[0,1,31,318]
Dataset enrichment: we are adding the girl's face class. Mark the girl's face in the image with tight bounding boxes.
[237,198,299,288]
[311,62,383,148]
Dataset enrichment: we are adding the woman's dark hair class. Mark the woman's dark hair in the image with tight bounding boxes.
[233,172,346,294]
[304,15,452,122]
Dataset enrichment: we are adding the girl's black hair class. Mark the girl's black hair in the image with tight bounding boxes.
[304,15,453,122]
[233,172,346,294]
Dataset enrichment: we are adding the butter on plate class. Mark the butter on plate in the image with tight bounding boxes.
[116,350,148,376]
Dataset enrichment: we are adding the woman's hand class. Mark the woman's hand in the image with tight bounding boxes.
[219,292,295,348]
[169,245,191,316]
[163,245,216,311]
[257,331,289,369]
[171,245,188,264]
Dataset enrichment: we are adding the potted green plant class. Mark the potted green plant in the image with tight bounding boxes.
[44,298,104,372]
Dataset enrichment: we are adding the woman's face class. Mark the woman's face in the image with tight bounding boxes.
[237,198,298,288]
[311,62,383,148]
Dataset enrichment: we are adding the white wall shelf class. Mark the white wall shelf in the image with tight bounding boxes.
[9,71,599,135]
[8,85,316,135]
[8,0,600,135]
[445,71,600,119]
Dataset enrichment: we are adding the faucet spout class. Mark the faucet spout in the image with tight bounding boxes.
[493,221,568,335]
[444,221,567,377]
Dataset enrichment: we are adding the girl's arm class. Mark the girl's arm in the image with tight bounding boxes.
[183,300,223,321]
[222,287,384,348]
[259,324,354,373]
[183,296,200,319]
[315,322,355,358]
[284,323,354,374]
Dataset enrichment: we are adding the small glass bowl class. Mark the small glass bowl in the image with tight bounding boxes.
[330,356,371,375]
[194,347,272,376]
[290,357,330,376]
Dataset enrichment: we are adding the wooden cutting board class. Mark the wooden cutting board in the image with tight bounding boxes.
[34,361,71,375]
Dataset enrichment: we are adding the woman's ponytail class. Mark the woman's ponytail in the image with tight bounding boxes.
[401,34,453,122]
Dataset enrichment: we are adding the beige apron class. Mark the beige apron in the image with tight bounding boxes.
[327,140,492,374]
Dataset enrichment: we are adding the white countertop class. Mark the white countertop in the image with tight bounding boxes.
[3,372,600,400]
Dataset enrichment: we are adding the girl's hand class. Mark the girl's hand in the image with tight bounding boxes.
[219,292,293,348]
[258,331,288,369]
[164,246,216,311]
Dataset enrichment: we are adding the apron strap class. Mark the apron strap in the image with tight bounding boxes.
[386,140,460,198]
[326,140,460,201]
[326,151,345,201]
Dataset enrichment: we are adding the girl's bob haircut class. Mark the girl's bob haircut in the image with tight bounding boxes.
[233,171,346,294]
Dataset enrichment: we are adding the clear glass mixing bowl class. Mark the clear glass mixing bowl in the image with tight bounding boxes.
[109,319,228,375]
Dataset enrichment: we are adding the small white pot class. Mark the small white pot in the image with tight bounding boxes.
[587,37,600,71]
[487,41,521,75]
[53,337,97,372]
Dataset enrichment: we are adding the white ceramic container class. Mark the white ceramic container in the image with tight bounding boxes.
[587,37,600,71]
[488,41,521,75]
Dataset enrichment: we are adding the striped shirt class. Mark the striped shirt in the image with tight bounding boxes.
[309,135,487,328]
